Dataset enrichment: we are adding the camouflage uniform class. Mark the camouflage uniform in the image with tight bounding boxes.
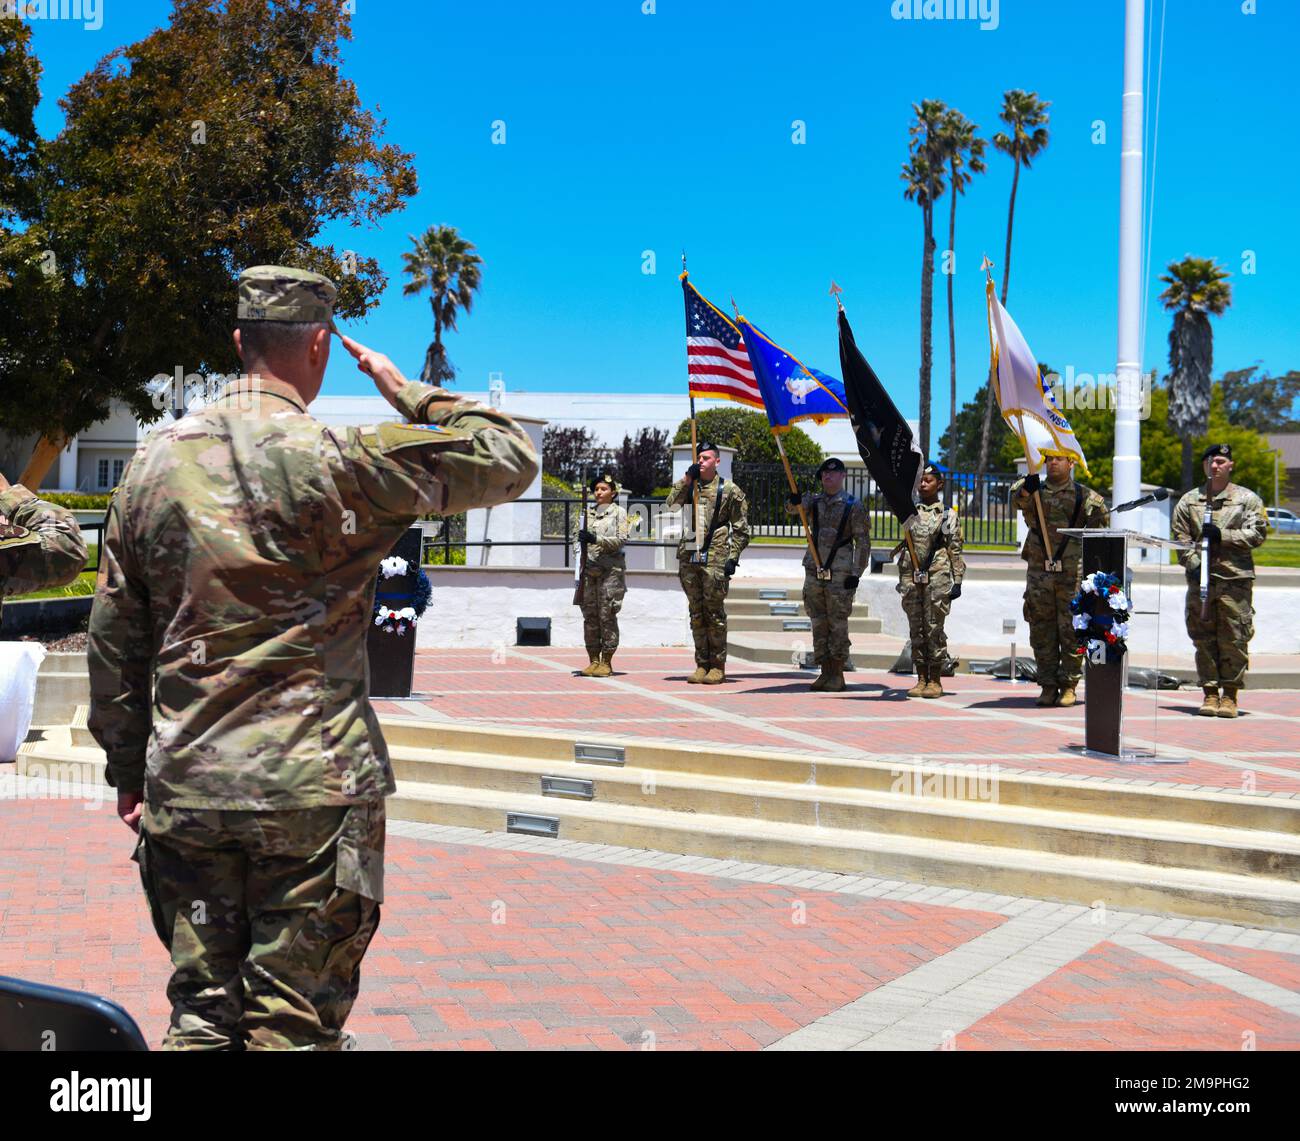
[574,501,630,659]
[1171,482,1267,689]
[88,266,539,1050]
[786,490,871,665]
[1011,476,1110,690]
[893,501,966,675]
[665,474,749,668]
[0,484,88,611]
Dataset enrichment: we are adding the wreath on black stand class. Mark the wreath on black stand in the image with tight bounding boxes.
[371,556,432,637]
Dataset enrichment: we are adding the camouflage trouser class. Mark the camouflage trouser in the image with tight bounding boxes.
[135,799,385,1051]
[678,558,731,666]
[899,579,953,673]
[1184,578,1255,688]
[1024,565,1083,688]
[580,562,626,658]
[803,571,857,664]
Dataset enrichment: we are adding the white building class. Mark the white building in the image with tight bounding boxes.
[17,382,895,493]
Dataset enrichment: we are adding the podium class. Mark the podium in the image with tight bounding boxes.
[1059,528,1191,761]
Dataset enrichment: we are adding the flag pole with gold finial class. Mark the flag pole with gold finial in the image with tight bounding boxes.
[984,254,1054,568]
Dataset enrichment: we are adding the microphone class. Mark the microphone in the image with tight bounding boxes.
[1112,487,1169,514]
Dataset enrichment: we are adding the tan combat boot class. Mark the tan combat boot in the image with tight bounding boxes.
[906,668,928,698]
[1057,685,1078,707]
[1197,686,1220,716]
[590,653,613,678]
[822,659,846,693]
[922,673,944,698]
[579,657,601,677]
[1216,687,1239,718]
[702,663,725,685]
[687,665,708,683]
[1036,686,1059,707]
[810,662,830,691]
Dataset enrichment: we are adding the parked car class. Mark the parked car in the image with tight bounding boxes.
[1265,508,1300,534]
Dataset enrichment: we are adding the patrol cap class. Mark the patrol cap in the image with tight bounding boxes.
[817,457,847,476]
[697,441,721,457]
[237,265,339,331]
[1202,443,1232,462]
[590,471,619,493]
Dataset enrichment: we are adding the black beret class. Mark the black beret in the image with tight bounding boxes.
[590,471,618,493]
[922,463,945,479]
[1201,443,1232,462]
[697,441,721,457]
[817,457,847,476]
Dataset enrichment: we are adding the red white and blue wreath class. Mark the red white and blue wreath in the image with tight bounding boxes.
[372,556,432,637]
[1069,571,1131,664]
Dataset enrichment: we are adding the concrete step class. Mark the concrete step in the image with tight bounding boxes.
[385,745,1300,881]
[728,631,908,670]
[388,780,1300,931]
[37,709,1300,928]
[31,671,90,727]
[727,615,883,634]
[725,630,1300,689]
[65,706,1300,833]
[377,716,1298,835]
[727,598,874,617]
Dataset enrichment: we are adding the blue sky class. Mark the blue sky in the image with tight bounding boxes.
[25,0,1299,424]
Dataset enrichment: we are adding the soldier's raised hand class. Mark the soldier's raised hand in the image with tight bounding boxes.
[339,334,407,411]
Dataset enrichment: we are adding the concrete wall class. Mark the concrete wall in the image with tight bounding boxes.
[416,565,688,649]
[463,415,546,568]
[411,560,1300,658]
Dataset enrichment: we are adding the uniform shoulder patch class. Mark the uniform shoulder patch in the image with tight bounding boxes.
[372,420,473,456]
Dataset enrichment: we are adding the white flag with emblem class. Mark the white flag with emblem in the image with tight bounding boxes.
[985,279,1090,476]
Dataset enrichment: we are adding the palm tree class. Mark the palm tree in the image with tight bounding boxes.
[977,89,1050,475]
[401,224,483,386]
[938,108,986,470]
[1159,256,1232,489]
[902,99,948,460]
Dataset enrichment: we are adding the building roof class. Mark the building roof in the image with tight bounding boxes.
[1267,433,1300,468]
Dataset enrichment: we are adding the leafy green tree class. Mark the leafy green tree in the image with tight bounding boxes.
[401,224,482,386]
[977,89,1051,474]
[615,427,671,497]
[994,381,1273,498]
[1219,367,1300,433]
[937,380,1013,472]
[4,0,416,466]
[542,424,601,485]
[673,408,823,467]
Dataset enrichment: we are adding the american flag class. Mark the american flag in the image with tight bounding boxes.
[682,277,764,409]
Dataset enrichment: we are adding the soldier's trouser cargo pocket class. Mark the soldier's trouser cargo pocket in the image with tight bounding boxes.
[140,798,386,1051]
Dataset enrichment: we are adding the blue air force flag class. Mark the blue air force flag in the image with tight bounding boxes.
[734,317,849,430]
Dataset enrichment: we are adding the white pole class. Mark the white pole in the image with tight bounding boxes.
[1113,0,1144,525]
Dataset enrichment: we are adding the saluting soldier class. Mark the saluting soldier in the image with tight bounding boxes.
[574,470,631,678]
[784,457,871,691]
[1011,454,1109,707]
[88,266,538,1050]
[892,464,965,698]
[0,472,87,610]
[1170,443,1267,719]
[664,442,750,684]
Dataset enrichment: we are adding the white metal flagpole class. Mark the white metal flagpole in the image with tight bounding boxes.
[1113,0,1144,524]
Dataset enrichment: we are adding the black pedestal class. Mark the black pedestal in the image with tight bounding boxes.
[1081,533,1126,756]
[366,527,423,699]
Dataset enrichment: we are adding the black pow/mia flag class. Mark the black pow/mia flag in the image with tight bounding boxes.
[837,307,924,524]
